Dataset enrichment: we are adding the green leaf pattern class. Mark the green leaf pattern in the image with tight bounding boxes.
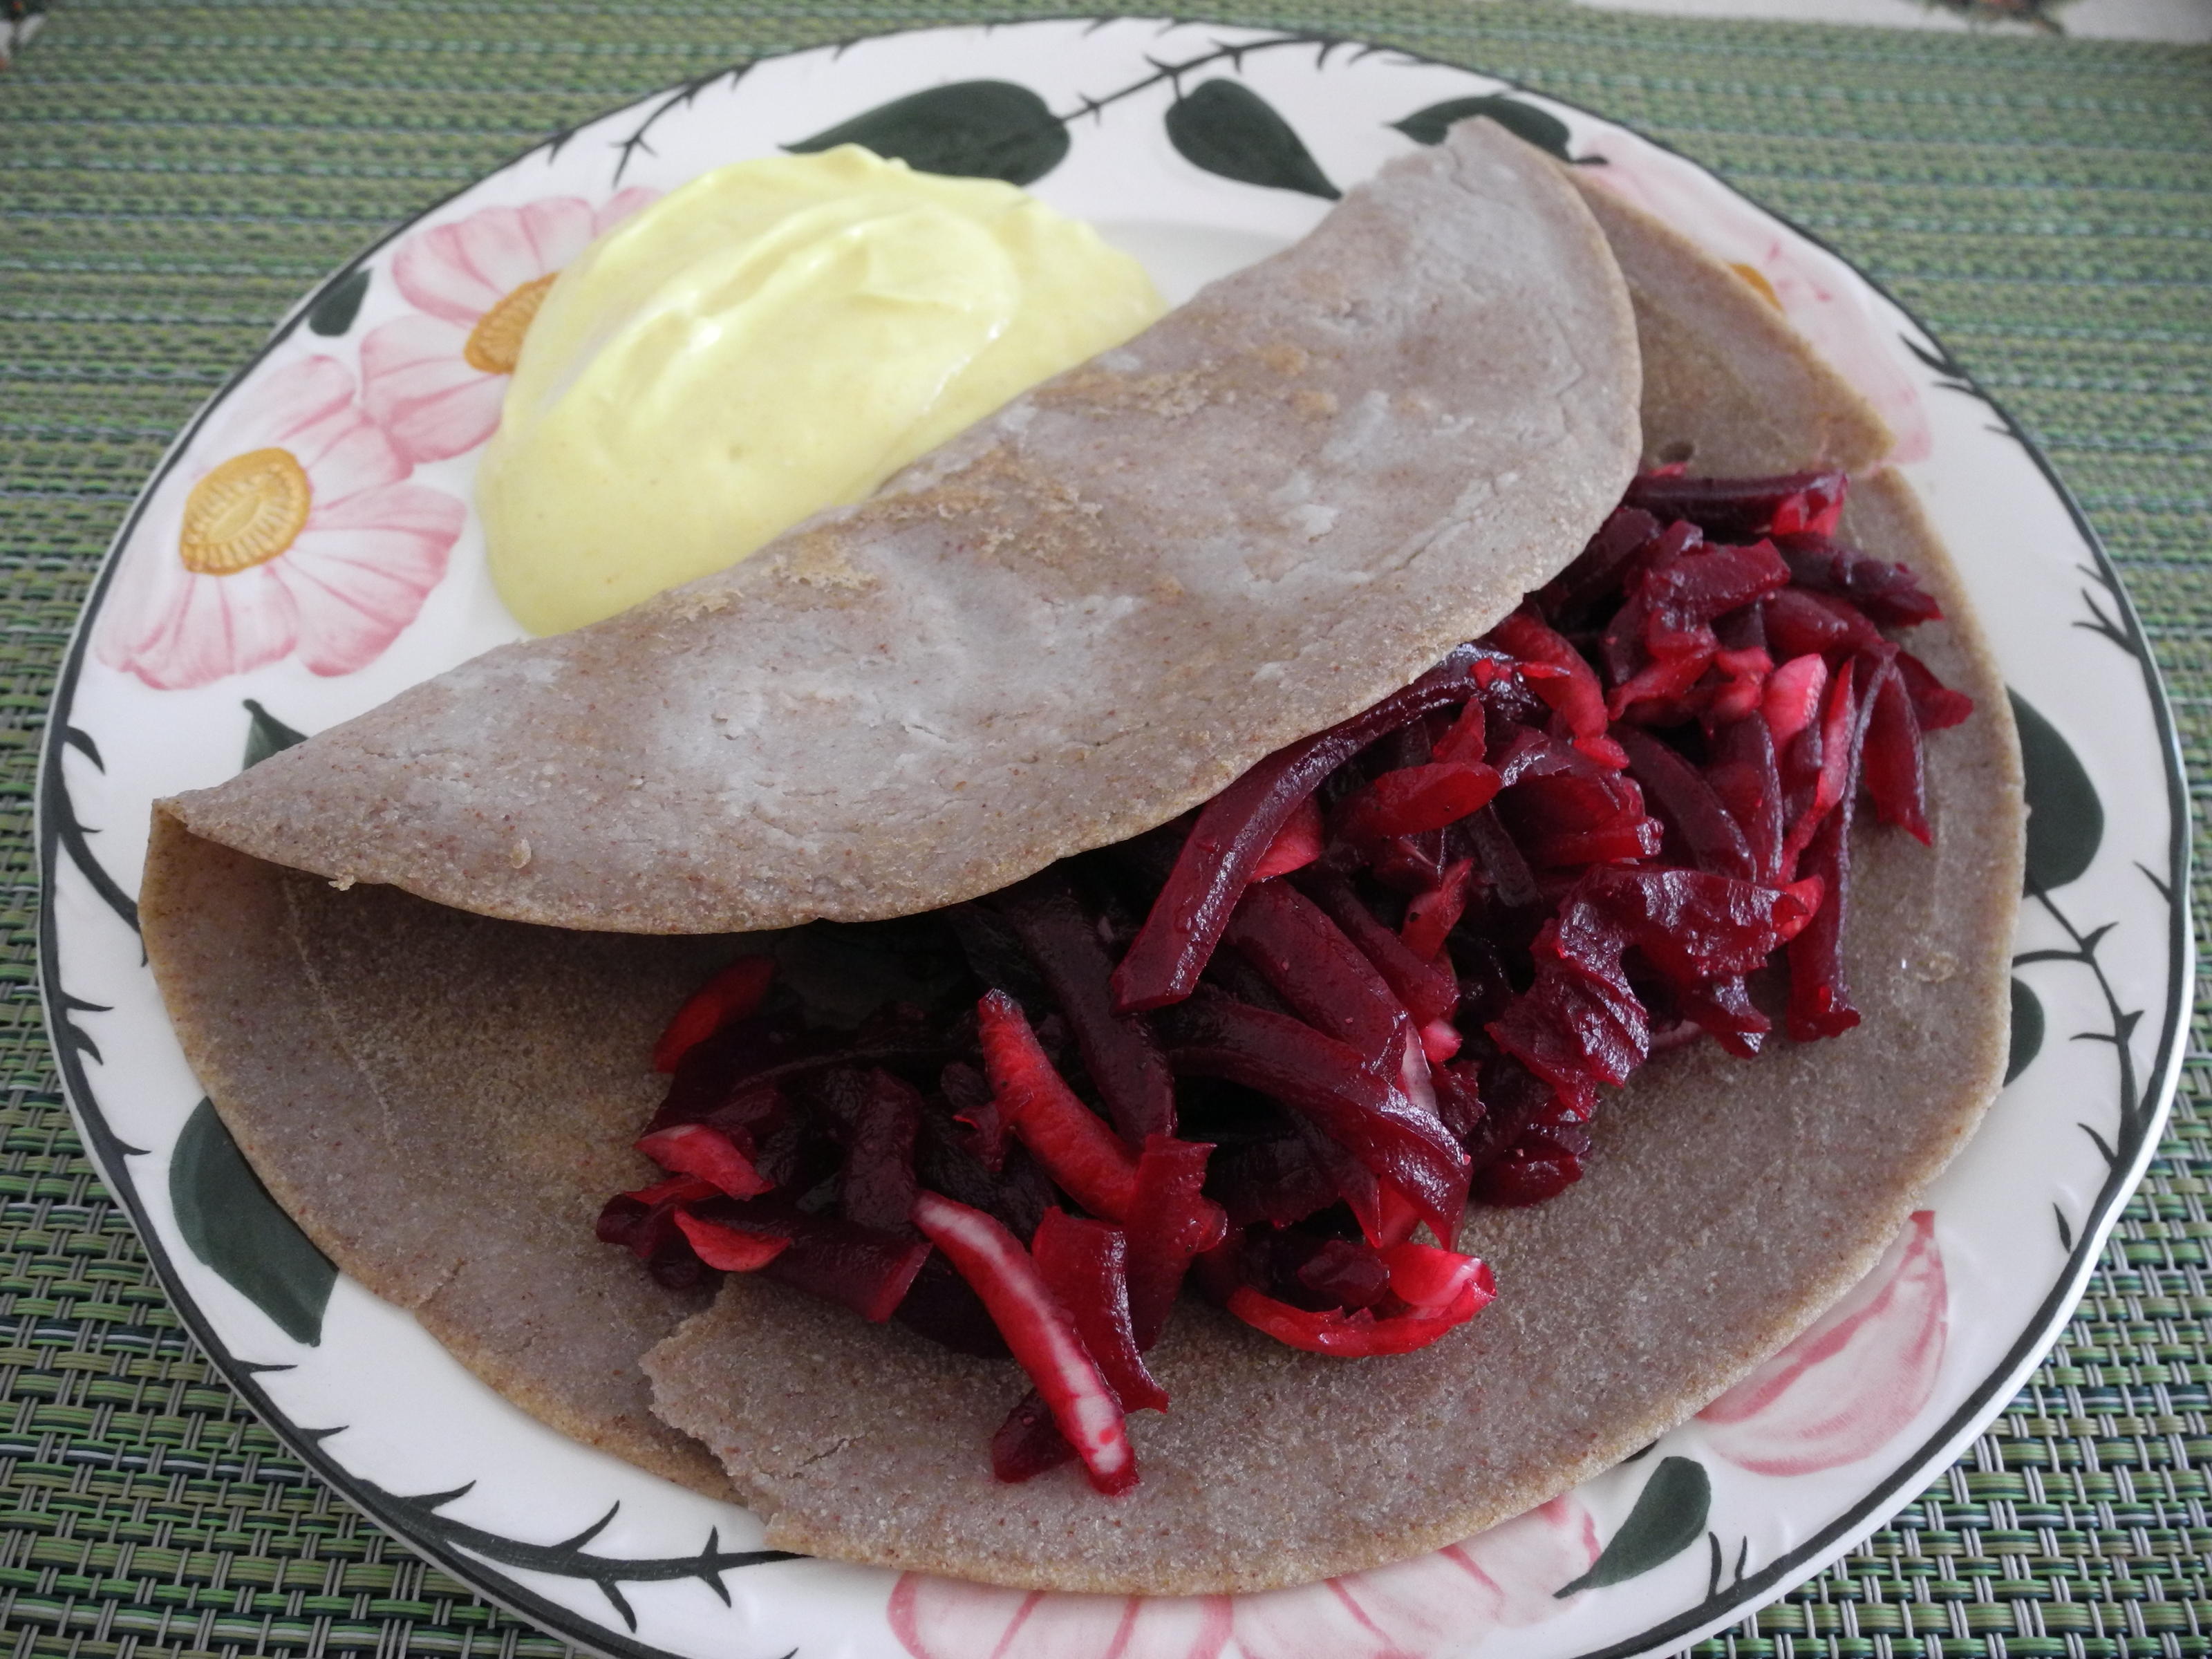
[169,1100,335,1345]
[307,267,371,337]
[1391,93,1578,161]
[1557,1455,1712,1595]
[2007,977,2045,1085]
[2009,690,2103,894]
[1165,80,1339,200]
[242,698,307,770]
[786,81,1069,185]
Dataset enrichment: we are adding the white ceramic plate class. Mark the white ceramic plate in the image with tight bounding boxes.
[37,19,2189,1659]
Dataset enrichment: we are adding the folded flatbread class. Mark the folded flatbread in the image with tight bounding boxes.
[160,122,1640,937]
[138,121,2022,1594]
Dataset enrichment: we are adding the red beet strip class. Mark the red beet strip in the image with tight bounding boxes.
[650,957,775,1074]
[991,1389,1078,1483]
[1706,714,1787,885]
[813,1068,922,1235]
[1785,653,1885,1040]
[1109,644,1500,1013]
[1535,504,1661,621]
[1161,988,1469,1245]
[1862,658,1932,843]
[1224,1255,1495,1356]
[976,990,1140,1221]
[1297,871,1461,1027]
[1250,794,1325,881]
[912,1192,1137,1495]
[1781,663,1861,875]
[1614,727,1755,881]
[1763,654,1828,749]
[1898,649,1975,730]
[1491,608,1625,767]
[673,1211,789,1272]
[1123,1135,1224,1350]
[1624,469,1846,541]
[1032,1209,1170,1412]
[696,1199,932,1322]
[995,872,1177,1145]
[1400,858,1475,963]
[635,1123,771,1199]
[1335,760,1503,844]
[1222,879,1411,1068]
[1774,531,1942,626]
[1382,1239,1491,1309]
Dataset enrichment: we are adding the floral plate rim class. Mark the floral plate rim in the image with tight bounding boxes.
[35,17,2193,1659]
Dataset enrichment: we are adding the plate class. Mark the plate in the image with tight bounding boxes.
[35,18,2189,1659]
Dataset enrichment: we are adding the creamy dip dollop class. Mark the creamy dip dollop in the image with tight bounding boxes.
[477,146,1167,634]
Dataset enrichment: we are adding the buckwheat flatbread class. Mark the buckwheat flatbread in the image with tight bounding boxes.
[137,119,2021,1595]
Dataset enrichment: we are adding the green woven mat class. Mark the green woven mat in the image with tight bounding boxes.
[3,2,2206,1654]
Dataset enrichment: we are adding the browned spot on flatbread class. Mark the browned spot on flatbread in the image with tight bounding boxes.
[776,531,879,594]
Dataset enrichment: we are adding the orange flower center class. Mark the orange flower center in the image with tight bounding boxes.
[465,272,559,375]
[178,447,313,577]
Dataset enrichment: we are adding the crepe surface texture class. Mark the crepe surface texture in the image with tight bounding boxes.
[139,124,2023,1596]
[160,120,1641,937]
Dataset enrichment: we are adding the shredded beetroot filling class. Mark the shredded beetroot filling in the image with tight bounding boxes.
[599,469,1972,1495]
[1107,645,1504,1013]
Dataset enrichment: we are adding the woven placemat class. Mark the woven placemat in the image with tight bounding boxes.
[3,2,2206,1654]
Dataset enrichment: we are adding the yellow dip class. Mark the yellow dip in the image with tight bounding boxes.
[477,146,1167,634]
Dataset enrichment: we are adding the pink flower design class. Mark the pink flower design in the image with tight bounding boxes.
[359,190,657,463]
[888,1577,1232,1659]
[887,1495,1597,1659]
[1698,1210,1947,1477]
[1581,135,1933,465]
[97,355,465,691]
[1231,1496,1600,1659]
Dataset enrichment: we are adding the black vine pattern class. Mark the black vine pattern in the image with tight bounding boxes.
[606,30,1412,194]
[2015,882,2151,1176]
[48,723,138,932]
[359,1482,798,1631]
[611,65,752,184]
[2072,556,2145,661]
[1894,319,2168,1257]
[1704,1533,1753,1602]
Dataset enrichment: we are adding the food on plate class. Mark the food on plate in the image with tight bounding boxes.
[478,146,1165,634]
[135,118,2021,1595]
[615,459,1971,1507]
[624,462,1991,1512]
